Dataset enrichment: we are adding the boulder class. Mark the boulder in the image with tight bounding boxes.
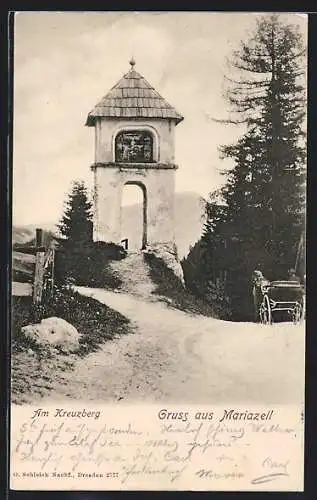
[144,244,185,285]
[21,317,80,353]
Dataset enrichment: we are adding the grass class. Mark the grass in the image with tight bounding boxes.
[54,241,126,290]
[11,350,76,405]
[11,286,131,403]
[144,252,219,317]
[12,286,131,355]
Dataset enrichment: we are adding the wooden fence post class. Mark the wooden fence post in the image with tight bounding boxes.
[33,252,45,304]
[33,229,45,305]
[51,248,55,295]
[36,228,43,248]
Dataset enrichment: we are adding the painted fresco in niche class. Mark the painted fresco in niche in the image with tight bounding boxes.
[115,130,154,163]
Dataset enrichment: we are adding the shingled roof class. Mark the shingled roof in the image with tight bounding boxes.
[86,60,184,126]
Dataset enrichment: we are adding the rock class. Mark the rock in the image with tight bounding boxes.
[21,317,80,353]
[144,244,185,285]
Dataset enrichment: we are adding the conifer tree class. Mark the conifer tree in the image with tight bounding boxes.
[217,14,306,277]
[57,181,93,282]
[183,14,306,319]
[58,181,93,246]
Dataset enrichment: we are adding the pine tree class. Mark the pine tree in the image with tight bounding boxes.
[184,14,306,319]
[221,14,305,307]
[58,181,93,246]
[57,181,93,283]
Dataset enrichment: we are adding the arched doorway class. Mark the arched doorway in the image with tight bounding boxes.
[121,181,147,250]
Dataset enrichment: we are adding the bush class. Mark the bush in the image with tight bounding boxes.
[202,280,232,319]
[225,279,255,322]
[55,241,126,288]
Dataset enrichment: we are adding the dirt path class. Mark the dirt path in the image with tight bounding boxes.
[35,287,305,405]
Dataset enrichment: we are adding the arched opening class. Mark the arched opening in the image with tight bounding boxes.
[115,130,154,163]
[121,182,147,251]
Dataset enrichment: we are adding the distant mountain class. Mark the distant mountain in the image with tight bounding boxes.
[12,224,60,250]
[12,223,60,246]
[12,226,34,246]
[12,192,206,259]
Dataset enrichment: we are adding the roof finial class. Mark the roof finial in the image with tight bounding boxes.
[129,56,136,70]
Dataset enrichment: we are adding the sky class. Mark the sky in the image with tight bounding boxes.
[13,11,307,226]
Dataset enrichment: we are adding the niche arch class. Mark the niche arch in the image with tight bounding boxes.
[112,124,159,163]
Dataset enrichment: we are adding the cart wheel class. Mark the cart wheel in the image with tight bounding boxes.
[293,301,303,324]
[260,295,272,324]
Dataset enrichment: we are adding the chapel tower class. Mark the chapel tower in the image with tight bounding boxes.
[86,59,183,253]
